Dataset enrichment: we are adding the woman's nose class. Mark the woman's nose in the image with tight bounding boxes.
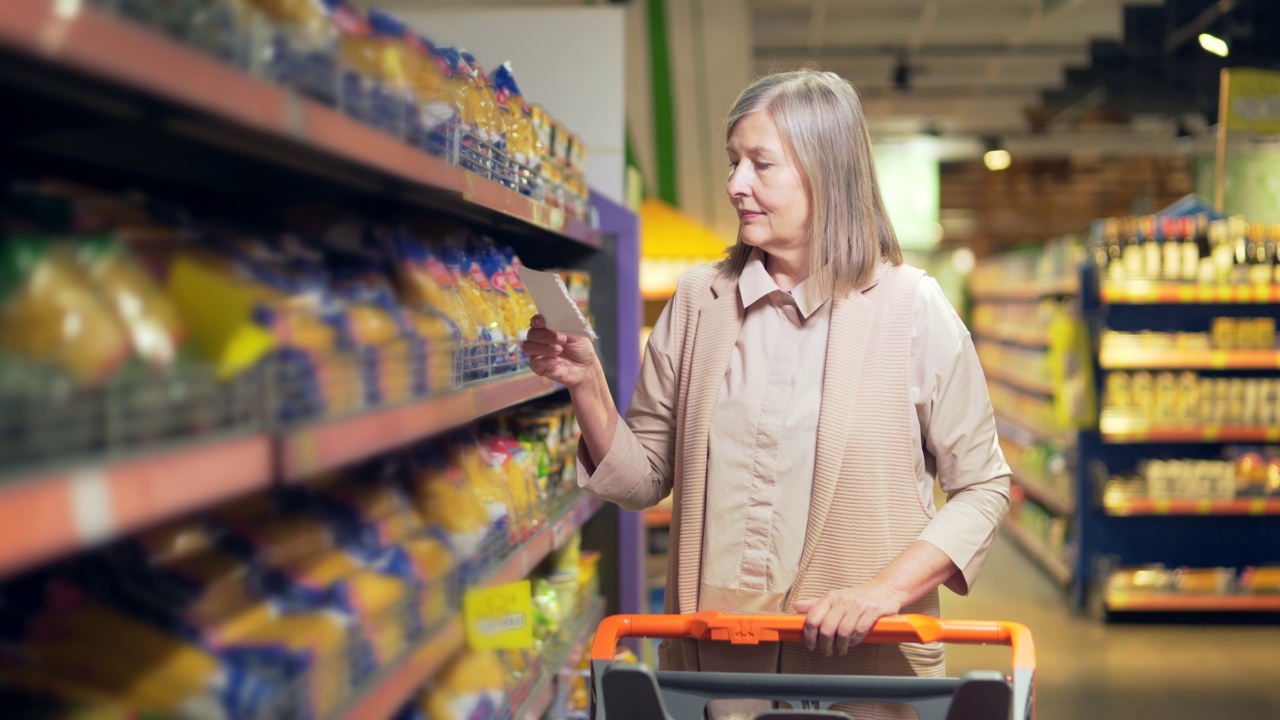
[726,166,750,197]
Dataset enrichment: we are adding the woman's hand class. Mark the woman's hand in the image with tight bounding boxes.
[793,585,903,657]
[521,314,601,391]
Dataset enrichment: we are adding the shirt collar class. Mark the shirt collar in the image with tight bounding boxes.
[738,249,829,319]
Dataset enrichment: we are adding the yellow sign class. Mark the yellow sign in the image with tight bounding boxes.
[1223,68,1280,135]
[463,580,535,650]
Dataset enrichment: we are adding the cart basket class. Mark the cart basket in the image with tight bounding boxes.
[589,612,1034,720]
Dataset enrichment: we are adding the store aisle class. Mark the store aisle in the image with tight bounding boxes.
[942,536,1280,720]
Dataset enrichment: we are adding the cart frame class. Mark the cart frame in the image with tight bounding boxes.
[588,612,1035,720]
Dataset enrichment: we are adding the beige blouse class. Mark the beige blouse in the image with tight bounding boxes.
[696,250,1010,615]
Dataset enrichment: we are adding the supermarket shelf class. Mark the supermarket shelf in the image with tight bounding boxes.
[984,367,1057,397]
[1106,590,1280,613]
[974,327,1051,349]
[1104,496,1280,516]
[1099,422,1280,444]
[517,595,607,720]
[644,504,673,528]
[1101,282,1280,305]
[336,493,603,720]
[0,434,272,579]
[1007,465,1075,516]
[0,0,601,249]
[1099,346,1280,370]
[970,278,1078,301]
[281,374,561,480]
[487,494,605,586]
[994,411,1075,450]
[1000,516,1072,586]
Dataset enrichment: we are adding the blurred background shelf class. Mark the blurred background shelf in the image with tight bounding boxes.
[973,327,1052,348]
[1099,346,1280,370]
[985,367,1058,397]
[1103,497,1280,516]
[1000,516,1072,586]
[1007,465,1075,516]
[1099,424,1280,444]
[969,279,1079,301]
[1102,283,1280,305]
[1106,591,1280,613]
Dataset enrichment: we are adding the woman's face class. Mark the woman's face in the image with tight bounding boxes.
[726,111,810,259]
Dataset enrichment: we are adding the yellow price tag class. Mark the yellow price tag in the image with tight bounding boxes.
[1266,427,1280,443]
[1195,499,1214,515]
[1154,498,1172,515]
[1177,286,1195,303]
[1211,350,1228,369]
[1203,425,1220,442]
[1250,498,1267,516]
[464,580,535,650]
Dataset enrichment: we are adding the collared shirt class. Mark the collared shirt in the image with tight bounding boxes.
[697,249,1010,614]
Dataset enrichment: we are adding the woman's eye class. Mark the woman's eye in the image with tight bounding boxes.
[755,162,771,171]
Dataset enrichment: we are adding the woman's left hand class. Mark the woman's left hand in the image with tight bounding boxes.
[792,585,903,656]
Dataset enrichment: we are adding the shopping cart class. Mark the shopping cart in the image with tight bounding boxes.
[588,612,1034,720]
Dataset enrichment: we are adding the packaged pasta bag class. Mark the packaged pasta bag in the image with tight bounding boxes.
[0,576,232,719]
[245,0,340,103]
[490,62,537,172]
[405,446,492,561]
[443,244,502,379]
[460,52,506,155]
[404,33,458,152]
[500,245,539,323]
[417,649,506,720]
[456,433,519,542]
[309,467,424,560]
[79,235,185,369]
[0,238,131,386]
[361,9,421,137]
[394,536,455,630]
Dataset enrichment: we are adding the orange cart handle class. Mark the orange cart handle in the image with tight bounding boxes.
[591,612,1035,670]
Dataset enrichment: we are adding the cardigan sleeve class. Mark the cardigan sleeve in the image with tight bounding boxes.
[575,292,681,512]
[911,279,1012,595]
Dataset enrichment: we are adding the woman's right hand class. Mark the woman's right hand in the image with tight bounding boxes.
[521,314,600,391]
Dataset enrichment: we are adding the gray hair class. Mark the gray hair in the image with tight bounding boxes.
[721,69,902,296]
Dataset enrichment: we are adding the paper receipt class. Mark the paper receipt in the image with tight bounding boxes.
[516,266,598,339]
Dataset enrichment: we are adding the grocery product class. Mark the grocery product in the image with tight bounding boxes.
[490,62,537,172]
[0,239,132,385]
[417,648,506,720]
[247,0,341,103]
[80,236,186,368]
[407,447,491,559]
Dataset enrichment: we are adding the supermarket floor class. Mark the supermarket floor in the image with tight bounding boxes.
[942,536,1280,720]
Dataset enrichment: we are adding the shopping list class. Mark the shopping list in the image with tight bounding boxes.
[516,266,598,340]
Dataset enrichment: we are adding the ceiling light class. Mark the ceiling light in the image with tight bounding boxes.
[982,137,1010,171]
[1198,32,1229,57]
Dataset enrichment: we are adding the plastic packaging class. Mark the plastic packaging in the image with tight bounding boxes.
[0,239,132,385]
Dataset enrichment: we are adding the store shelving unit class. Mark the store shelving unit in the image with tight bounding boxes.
[1000,517,1072,586]
[280,375,563,481]
[1104,590,1280,613]
[0,2,642,716]
[1100,345,1280,370]
[1103,496,1280,516]
[1101,282,1280,305]
[336,495,604,720]
[0,433,272,578]
[970,247,1084,590]
[1075,260,1280,618]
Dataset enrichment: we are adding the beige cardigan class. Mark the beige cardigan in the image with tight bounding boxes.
[584,260,949,688]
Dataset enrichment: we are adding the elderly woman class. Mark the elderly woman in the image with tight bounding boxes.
[522,69,1010,719]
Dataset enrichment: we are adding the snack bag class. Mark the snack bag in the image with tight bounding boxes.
[80,236,185,369]
[500,245,539,323]
[404,34,457,149]
[443,245,501,378]
[397,537,454,629]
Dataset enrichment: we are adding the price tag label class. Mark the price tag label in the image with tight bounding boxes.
[1203,425,1221,442]
[1211,350,1228,369]
[1154,498,1172,515]
[464,580,535,650]
[1266,427,1280,443]
[1177,286,1195,303]
[1195,499,1214,515]
[1250,498,1268,516]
